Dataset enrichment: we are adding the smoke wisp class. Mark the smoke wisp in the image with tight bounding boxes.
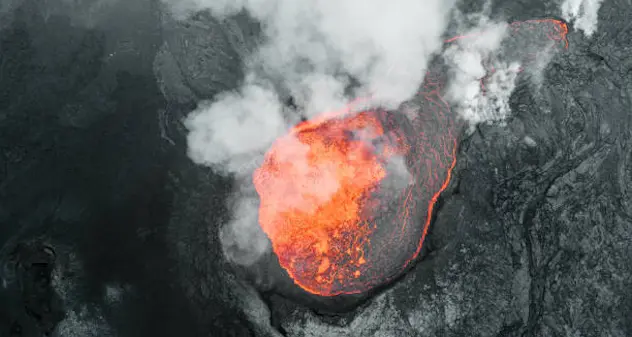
[442,21,517,127]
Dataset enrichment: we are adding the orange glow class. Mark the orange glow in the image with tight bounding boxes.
[252,18,568,297]
[253,87,457,296]
[254,110,410,295]
[444,18,568,49]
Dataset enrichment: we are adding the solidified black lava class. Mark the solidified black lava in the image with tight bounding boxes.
[1,0,631,336]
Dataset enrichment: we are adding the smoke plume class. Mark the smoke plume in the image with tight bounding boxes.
[442,21,516,127]
[166,0,459,265]
[184,78,287,176]
[442,7,572,129]
[165,0,566,268]
[560,0,603,37]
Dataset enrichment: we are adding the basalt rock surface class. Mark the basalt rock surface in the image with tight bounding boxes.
[1,0,631,336]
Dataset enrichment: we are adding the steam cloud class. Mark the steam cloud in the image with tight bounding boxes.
[442,21,518,128]
[560,0,603,37]
[178,0,459,172]
[167,0,458,265]
[163,0,567,266]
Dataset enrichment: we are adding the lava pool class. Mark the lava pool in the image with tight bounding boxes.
[253,83,458,297]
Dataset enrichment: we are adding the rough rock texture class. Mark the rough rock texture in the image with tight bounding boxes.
[271,1,632,336]
[153,11,260,103]
[1,0,631,336]
[0,1,197,336]
[152,0,632,336]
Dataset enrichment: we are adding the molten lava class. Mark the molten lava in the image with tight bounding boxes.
[252,19,568,297]
[254,95,457,296]
[254,109,414,295]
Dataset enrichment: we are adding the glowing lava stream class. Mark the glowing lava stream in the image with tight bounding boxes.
[252,19,568,297]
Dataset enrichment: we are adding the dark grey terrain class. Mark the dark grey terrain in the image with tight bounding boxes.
[0,0,630,336]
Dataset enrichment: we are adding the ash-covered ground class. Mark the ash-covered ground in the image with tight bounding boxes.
[0,0,631,336]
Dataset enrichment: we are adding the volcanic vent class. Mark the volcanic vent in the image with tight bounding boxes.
[251,19,568,298]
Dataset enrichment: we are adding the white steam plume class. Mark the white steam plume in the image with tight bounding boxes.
[165,0,571,266]
[441,9,568,129]
[164,0,458,266]
[180,0,459,173]
[442,20,520,128]
[184,78,287,176]
[560,0,603,37]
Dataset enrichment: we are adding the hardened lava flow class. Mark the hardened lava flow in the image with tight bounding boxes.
[252,19,568,298]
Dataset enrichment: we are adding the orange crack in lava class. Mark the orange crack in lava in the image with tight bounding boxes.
[444,19,568,48]
[252,18,569,297]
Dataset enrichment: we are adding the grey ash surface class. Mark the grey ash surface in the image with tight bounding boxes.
[1,0,631,336]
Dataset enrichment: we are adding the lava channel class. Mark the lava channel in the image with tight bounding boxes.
[252,19,568,297]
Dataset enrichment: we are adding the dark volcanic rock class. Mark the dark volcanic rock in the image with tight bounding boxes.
[269,1,632,336]
[0,1,217,336]
[2,240,64,336]
[1,0,631,336]
[154,10,260,103]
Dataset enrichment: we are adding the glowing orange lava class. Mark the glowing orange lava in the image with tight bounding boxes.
[254,92,457,296]
[253,19,569,297]
[254,110,409,295]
